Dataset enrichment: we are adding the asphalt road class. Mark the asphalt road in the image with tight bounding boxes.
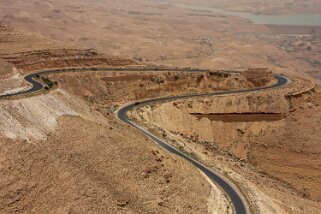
[116,74,288,214]
[0,67,289,214]
[0,67,210,98]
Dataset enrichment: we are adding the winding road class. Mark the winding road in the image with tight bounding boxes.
[0,67,289,214]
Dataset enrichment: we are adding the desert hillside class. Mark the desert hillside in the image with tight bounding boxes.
[0,58,13,77]
[0,0,320,84]
[0,1,321,213]
[130,77,321,213]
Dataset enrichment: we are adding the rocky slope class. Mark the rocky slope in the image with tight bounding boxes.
[0,56,263,213]
[129,77,321,213]
[0,75,214,214]
[1,49,138,73]
[0,58,13,78]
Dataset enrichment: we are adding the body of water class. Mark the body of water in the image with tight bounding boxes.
[178,3,321,26]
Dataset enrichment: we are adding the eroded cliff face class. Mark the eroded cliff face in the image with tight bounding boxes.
[1,49,138,73]
[129,79,298,159]
[0,58,14,78]
[0,64,28,95]
[243,68,275,87]
[176,92,290,115]
[0,89,94,141]
[130,78,312,156]
[129,78,321,213]
[131,90,290,159]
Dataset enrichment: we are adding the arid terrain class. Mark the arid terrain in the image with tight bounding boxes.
[1,0,321,81]
[129,77,321,213]
[0,0,321,213]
